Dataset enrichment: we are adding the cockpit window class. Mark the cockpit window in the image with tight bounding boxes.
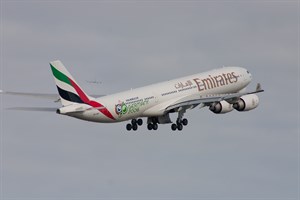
[247,70,250,74]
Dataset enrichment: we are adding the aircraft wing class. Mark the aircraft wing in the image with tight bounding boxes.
[165,83,264,113]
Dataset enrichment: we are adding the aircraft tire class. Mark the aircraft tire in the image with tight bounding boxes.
[171,124,177,131]
[131,119,137,125]
[137,119,143,126]
[126,123,132,131]
[132,124,138,131]
[147,123,153,130]
[153,123,158,130]
[177,123,183,131]
[182,118,188,126]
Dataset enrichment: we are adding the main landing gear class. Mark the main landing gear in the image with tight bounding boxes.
[126,118,143,131]
[171,108,188,131]
[147,122,158,131]
[125,110,189,131]
[171,118,188,131]
[126,117,160,131]
[147,117,159,131]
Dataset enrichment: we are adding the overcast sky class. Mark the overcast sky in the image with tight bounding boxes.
[0,1,299,200]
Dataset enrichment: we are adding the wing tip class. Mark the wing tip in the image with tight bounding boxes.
[256,83,264,93]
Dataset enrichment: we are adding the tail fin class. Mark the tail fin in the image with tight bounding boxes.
[50,60,92,106]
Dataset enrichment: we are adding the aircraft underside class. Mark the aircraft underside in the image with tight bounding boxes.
[125,113,189,131]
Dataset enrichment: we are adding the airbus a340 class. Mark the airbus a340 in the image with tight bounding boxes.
[2,60,264,131]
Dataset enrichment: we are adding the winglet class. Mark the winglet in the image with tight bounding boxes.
[256,83,264,93]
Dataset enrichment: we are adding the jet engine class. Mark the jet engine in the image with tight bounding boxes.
[209,101,234,114]
[233,94,259,111]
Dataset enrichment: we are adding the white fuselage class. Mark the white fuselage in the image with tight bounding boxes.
[69,67,252,123]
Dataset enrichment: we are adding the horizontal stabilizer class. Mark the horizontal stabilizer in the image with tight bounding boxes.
[7,107,57,112]
[0,90,59,101]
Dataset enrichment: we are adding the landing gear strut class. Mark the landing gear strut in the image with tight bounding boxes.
[171,118,188,131]
[126,118,143,131]
[147,117,159,131]
[171,108,188,131]
[147,122,158,130]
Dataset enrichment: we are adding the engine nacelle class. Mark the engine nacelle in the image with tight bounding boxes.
[209,100,234,114]
[233,94,259,112]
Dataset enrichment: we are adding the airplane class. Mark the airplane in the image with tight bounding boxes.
[1,60,264,131]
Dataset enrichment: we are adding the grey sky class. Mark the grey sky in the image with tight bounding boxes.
[0,1,299,200]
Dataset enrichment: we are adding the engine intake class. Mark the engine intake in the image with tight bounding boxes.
[209,101,233,114]
[233,94,259,111]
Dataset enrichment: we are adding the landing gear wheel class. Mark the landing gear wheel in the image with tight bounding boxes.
[132,124,138,131]
[126,123,132,131]
[171,124,177,131]
[182,118,188,126]
[177,123,183,131]
[137,119,143,126]
[147,123,153,130]
[153,123,158,130]
[131,119,137,125]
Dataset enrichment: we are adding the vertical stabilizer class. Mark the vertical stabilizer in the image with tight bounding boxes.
[50,60,91,106]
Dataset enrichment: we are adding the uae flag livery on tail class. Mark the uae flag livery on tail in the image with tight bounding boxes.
[50,60,115,120]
